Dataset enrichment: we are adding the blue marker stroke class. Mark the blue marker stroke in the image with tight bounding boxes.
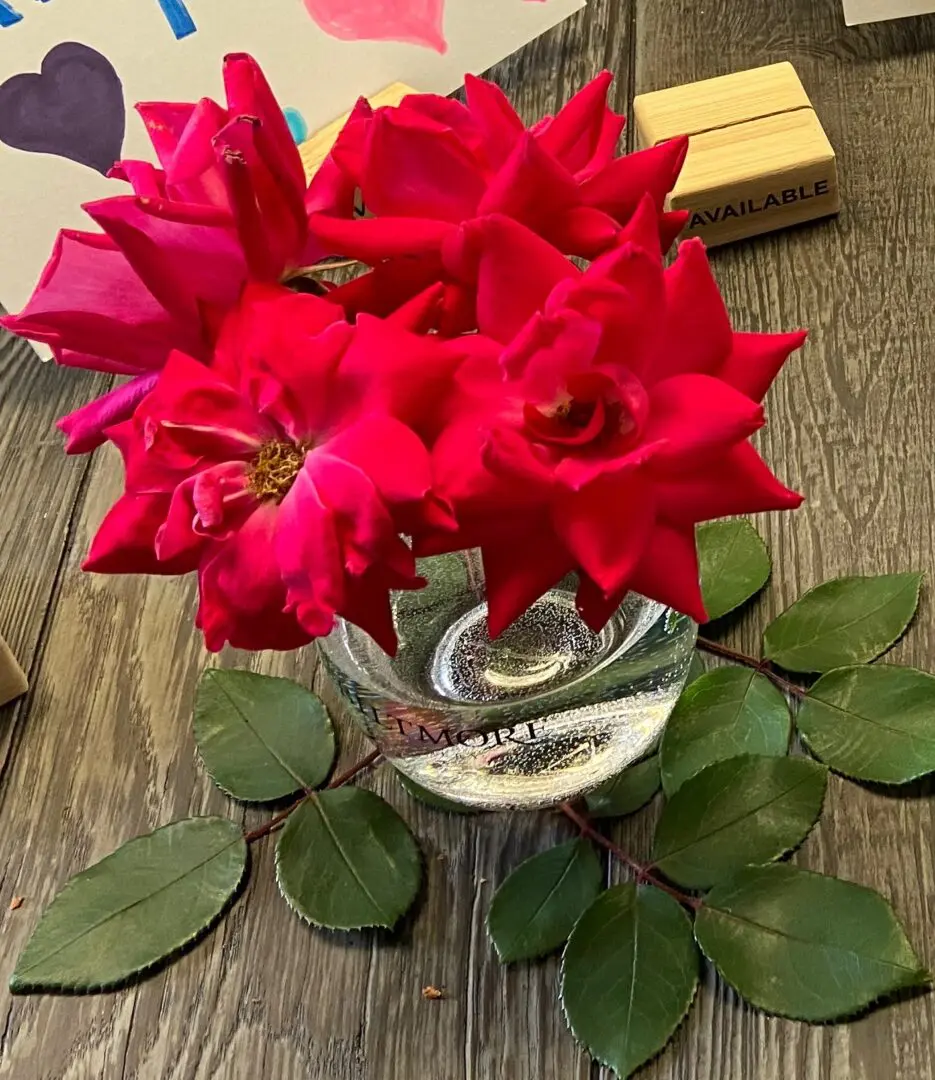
[0,0,196,37]
[0,1,23,28]
[157,0,197,39]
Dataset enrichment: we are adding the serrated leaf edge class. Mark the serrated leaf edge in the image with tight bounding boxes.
[695,877,931,1022]
[659,670,791,797]
[195,670,336,803]
[10,818,247,994]
[586,756,661,819]
[273,795,422,932]
[559,886,699,1078]
[699,519,771,622]
[487,840,601,963]
[798,664,935,785]
[653,756,828,889]
[763,573,924,672]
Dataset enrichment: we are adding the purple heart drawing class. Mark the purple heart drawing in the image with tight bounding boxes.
[0,42,126,175]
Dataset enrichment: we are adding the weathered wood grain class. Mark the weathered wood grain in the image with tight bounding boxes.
[0,327,111,781]
[0,4,631,1079]
[5,1,935,1076]
[616,3,935,1079]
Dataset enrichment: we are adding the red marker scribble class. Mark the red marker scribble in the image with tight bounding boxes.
[302,0,448,54]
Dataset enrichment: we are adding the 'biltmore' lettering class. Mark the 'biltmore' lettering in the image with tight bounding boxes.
[688,179,831,229]
[394,718,541,749]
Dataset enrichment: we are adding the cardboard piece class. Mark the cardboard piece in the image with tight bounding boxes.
[844,1,935,24]
[634,63,839,247]
[0,0,583,319]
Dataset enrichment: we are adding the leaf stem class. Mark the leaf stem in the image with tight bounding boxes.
[560,802,701,911]
[244,749,383,844]
[244,796,306,844]
[328,749,383,788]
[696,636,806,699]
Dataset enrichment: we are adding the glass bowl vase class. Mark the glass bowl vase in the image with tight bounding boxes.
[318,552,696,810]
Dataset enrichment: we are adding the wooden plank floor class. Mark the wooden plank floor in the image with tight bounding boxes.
[3,0,935,1075]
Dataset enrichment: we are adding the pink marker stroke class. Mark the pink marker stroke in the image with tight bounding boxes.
[302,0,449,54]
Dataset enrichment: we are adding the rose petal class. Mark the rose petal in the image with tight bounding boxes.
[58,373,159,454]
[83,493,198,576]
[627,521,707,623]
[307,215,455,262]
[463,74,525,170]
[579,136,688,219]
[552,470,655,596]
[645,238,733,382]
[444,214,579,342]
[362,108,487,222]
[482,523,573,638]
[322,415,433,508]
[83,196,246,330]
[656,441,803,526]
[642,373,764,462]
[536,71,619,176]
[197,502,309,651]
[718,330,808,403]
[1,229,191,374]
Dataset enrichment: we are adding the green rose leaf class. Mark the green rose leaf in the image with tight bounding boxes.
[797,665,935,783]
[652,755,826,889]
[11,818,246,993]
[488,840,602,962]
[194,669,335,802]
[561,884,698,1078]
[395,769,477,814]
[763,573,922,673]
[695,864,929,1020]
[659,669,791,795]
[686,650,706,685]
[276,788,421,930]
[697,520,771,622]
[585,756,661,818]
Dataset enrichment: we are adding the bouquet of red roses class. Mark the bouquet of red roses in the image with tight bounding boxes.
[2,54,803,655]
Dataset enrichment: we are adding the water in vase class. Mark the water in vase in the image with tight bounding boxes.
[318,553,696,811]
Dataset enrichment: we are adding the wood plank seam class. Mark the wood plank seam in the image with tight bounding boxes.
[0,439,101,791]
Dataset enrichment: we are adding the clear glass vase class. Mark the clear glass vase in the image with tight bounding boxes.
[318,552,697,810]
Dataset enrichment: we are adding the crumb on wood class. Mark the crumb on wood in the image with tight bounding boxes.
[421,985,446,1000]
[9,896,24,911]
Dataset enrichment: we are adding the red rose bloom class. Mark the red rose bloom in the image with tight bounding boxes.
[308,71,689,331]
[420,200,804,635]
[1,54,346,454]
[84,286,456,653]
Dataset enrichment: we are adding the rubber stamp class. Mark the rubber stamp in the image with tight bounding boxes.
[634,63,839,247]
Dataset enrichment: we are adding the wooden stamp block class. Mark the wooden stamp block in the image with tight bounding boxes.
[634,63,839,247]
[0,633,27,707]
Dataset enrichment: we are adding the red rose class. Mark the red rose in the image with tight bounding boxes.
[419,201,804,634]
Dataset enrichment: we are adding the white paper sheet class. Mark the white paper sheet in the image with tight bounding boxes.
[0,0,583,317]
[844,0,935,24]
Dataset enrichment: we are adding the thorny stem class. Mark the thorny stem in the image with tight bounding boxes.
[560,802,701,911]
[244,749,383,844]
[696,636,806,699]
